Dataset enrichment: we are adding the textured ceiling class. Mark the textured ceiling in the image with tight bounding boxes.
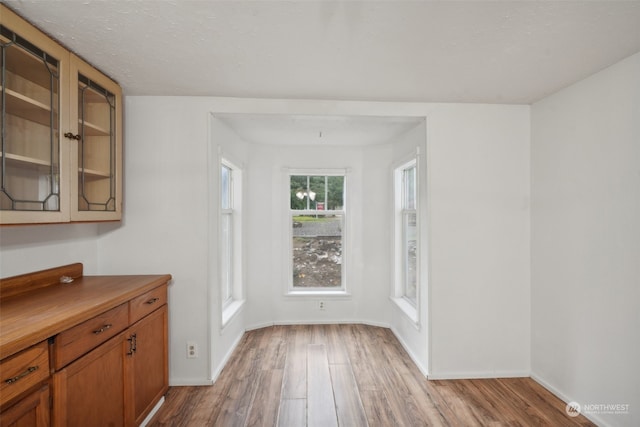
[4,0,640,105]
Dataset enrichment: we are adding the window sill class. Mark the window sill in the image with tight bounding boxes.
[285,290,351,299]
[390,297,420,328]
[222,299,245,327]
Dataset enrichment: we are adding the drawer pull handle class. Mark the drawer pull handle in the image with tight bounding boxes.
[93,324,113,334]
[4,366,38,384]
[145,297,160,305]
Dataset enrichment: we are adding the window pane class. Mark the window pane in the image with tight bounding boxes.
[403,212,417,304]
[290,175,344,211]
[221,165,231,209]
[403,166,416,210]
[309,176,325,206]
[290,175,308,210]
[327,176,344,210]
[292,214,342,288]
[221,213,232,302]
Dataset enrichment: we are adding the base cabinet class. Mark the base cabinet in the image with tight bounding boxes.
[53,305,168,427]
[0,266,171,427]
[129,306,169,426]
[0,386,50,427]
[53,332,127,427]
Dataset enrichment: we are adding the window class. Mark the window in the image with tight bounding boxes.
[220,164,233,305]
[401,164,417,304]
[393,158,419,322]
[289,172,346,292]
[220,159,243,324]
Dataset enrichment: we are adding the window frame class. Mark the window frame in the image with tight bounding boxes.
[286,169,348,295]
[401,164,417,305]
[392,157,420,325]
[219,157,244,325]
[220,163,233,307]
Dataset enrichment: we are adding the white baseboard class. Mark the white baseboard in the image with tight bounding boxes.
[246,319,391,330]
[388,325,429,377]
[427,371,530,380]
[169,378,214,386]
[531,373,610,427]
[139,397,164,427]
[210,331,245,383]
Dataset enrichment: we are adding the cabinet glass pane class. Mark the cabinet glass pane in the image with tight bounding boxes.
[77,74,116,211]
[1,26,60,211]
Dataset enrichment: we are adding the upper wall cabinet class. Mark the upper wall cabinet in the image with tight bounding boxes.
[69,55,122,222]
[0,5,122,225]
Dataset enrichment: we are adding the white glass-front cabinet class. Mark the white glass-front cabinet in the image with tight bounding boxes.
[69,55,122,222]
[0,5,122,225]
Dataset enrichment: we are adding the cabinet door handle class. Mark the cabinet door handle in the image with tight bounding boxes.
[145,297,159,305]
[4,366,39,384]
[63,132,81,141]
[93,324,112,334]
[127,333,137,356]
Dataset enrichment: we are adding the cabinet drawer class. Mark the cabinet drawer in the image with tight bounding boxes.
[130,285,167,324]
[53,303,128,370]
[0,341,49,407]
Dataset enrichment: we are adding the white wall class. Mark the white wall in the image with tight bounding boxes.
[427,104,531,378]
[210,116,250,380]
[0,223,99,277]
[97,97,216,385]
[531,52,640,427]
[388,121,430,375]
[243,143,393,329]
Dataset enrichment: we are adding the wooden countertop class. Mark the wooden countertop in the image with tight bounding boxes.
[0,273,172,360]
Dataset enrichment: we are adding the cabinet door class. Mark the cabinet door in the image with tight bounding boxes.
[68,54,122,222]
[0,385,50,427]
[128,305,168,426]
[52,331,127,427]
[0,5,70,224]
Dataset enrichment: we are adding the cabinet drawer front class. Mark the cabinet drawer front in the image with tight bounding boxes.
[0,341,49,407]
[130,285,167,324]
[53,303,128,370]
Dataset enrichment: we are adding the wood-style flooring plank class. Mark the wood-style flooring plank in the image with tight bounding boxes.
[329,363,369,427]
[310,324,327,345]
[374,328,455,426]
[212,347,259,426]
[343,324,383,392]
[245,368,284,427]
[355,325,426,427]
[306,344,338,427]
[326,323,350,365]
[183,386,226,426]
[432,381,489,427]
[501,377,591,426]
[281,326,308,399]
[360,389,400,427]
[277,398,306,427]
[148,386,201,427]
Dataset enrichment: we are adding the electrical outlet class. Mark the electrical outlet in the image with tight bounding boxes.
[187,341,198,359]
[319,301,325,311]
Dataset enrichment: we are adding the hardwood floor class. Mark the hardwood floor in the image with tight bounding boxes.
[149,324,595,426]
